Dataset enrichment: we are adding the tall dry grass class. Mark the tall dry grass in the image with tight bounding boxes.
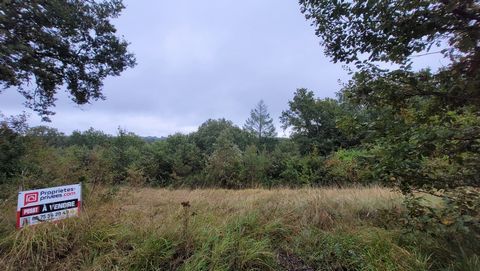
[0,186,432,271]
[123,186,401,229]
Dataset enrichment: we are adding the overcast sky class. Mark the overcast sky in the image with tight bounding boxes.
[0,0,447,137]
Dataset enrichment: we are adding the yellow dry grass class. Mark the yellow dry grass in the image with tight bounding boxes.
[0,186,417,271]
[95,186,401,232]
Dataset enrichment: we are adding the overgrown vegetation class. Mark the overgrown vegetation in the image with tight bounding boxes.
[0,113,367,190]
[2,186,476,271]
[0,0,479,269]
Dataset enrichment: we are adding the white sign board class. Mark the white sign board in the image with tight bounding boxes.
[16,183,82,228]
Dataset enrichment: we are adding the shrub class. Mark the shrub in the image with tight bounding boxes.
[325,148,373,186]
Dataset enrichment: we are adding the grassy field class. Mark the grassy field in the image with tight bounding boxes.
[0,186,477,270]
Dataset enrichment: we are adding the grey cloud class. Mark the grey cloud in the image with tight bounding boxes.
[2,0,440,136]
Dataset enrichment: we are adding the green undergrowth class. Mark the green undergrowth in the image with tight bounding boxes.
[290,227,429,271]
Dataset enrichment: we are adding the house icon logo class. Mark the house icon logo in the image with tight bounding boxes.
[24,192,39,205]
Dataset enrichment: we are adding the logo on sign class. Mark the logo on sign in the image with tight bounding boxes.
[24,192,39,205]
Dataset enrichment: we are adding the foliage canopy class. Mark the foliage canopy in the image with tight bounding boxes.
[0,0,136,120]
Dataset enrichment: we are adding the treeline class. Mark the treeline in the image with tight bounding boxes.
[1,72,479,197]
[3,69,479,194]
[0,94,374,189]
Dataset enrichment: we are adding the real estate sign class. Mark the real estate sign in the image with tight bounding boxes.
[16,183,82,229]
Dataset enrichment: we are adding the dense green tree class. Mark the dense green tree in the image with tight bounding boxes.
[0,0,136,120]
[204,131,243,188]
[26,126,67,147]
[69,128,111,149]
[300,0,480,190]
[193,118,252,155]
[281,88,348,155]
[108,128,145,184]
[244,100,277,141]
[266,139,299,184]
[300,0,480,233]
[0,113,28,183]
[241,145,269,186]
[83,146,114,186]
[299,0,480,66]
[300,0,480,107]
[164,134,203,180]
[141,141,174,186]
[341,73,480,191]
[278,154,323,187]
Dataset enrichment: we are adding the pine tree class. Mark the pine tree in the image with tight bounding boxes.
[244,100,276,141]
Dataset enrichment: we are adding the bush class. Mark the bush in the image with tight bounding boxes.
[325,148,373,186]
[204,132,243,188]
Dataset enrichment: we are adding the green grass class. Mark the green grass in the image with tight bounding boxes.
[291,227,429,270]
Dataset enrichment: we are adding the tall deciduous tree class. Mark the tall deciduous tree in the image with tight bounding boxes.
[299,0,480,188]
[244,100,276,141]
[300,0,480,233]
[280,89,347,155]
[299,0,480,106]
[0,0,136,120]
[194,118,250,155]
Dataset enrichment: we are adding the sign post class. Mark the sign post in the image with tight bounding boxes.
[16,183,82,229]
